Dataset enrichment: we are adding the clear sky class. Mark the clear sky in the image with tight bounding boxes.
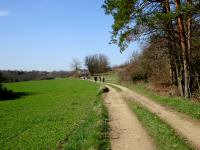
[0,0,141,71]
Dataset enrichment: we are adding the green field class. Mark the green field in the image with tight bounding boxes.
[0,78,110,149]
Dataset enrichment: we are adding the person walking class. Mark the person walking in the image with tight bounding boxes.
[94,76,97,82]
[102,77,105,83]
[99,76,102,82]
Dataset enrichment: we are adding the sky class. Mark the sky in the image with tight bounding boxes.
[0,0,141,71]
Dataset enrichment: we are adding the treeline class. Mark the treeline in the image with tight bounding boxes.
[103,0,200,98]
[0,70,72,83]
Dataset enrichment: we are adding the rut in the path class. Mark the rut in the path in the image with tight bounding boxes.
[104,86,155,150]
[109,83,200,149]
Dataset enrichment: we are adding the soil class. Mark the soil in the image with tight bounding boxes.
[103,86,155,150]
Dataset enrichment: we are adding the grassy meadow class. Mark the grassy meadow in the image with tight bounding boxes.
[0,78,110,149]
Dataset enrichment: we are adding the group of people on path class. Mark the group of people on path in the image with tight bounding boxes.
[94,76,105,83]
[81,75,105,83]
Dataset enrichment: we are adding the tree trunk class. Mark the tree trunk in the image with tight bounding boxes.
[195,71,200,90]
[187,0,192,59]
[174,0,191,98]
[163,0,176,84]
[168,42,178,85]
[186,0,192,93]
[163,0,184,95]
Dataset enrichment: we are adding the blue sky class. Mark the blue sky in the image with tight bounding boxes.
[0,0,141,71]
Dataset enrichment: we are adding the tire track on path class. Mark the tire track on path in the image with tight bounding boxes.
[108,83,200,149]
[104,86,155,150]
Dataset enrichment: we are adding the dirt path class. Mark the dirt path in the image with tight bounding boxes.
[108,83,200,149]
[104,86,155,150]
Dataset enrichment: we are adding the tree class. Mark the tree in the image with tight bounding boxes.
[97,54,110,73]
[103,0,200,98]
[85,55,98,75]
[0,73,3,94]
[85,54,110,75]
[71,58,82,71]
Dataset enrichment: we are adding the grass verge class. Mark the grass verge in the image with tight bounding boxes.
[64,96,110,150]
[101,73,120,84]
[129,83,200,120]
[127,100,193,150]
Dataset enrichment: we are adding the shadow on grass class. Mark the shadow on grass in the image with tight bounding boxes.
[0,84,33,101]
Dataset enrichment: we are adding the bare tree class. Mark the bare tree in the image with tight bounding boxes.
[85,55,97,75]
[71,58,81,71]
[98,54,110,73]
[85,54,110,75]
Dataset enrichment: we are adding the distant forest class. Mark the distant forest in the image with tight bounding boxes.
[0,70,73,83]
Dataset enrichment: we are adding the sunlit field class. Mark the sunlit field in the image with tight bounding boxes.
[0,78,110,149]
